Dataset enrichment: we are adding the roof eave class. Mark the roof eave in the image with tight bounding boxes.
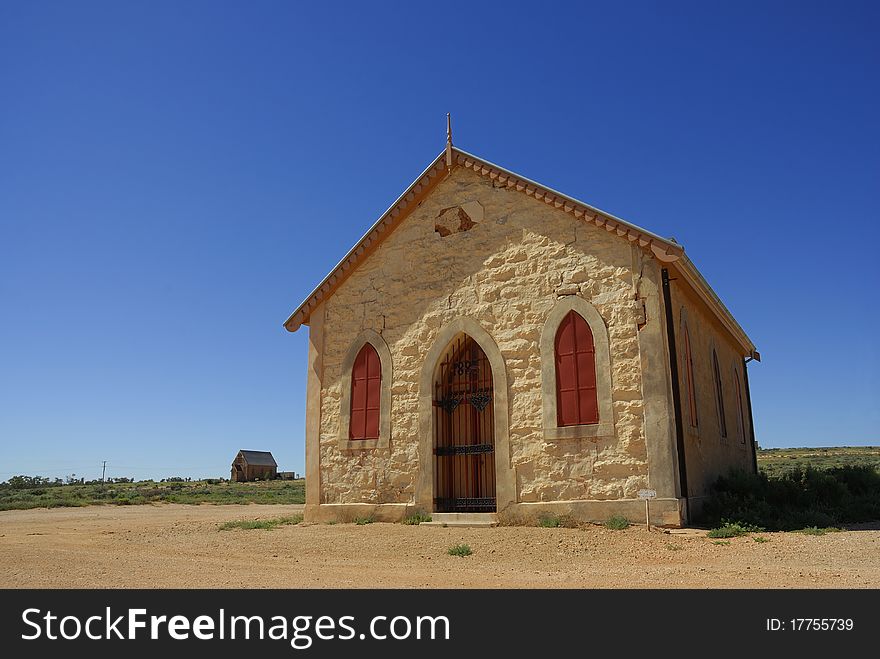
[670,254,758,358]
[283,150,450,332]
[282,145,686,333]
[453,147,682,249]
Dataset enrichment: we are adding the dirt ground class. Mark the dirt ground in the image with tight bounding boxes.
[1,504,877,588]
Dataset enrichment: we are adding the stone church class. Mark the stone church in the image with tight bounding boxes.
[284,129,759,526]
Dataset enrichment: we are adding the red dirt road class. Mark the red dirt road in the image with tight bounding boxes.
[1,504,877,588]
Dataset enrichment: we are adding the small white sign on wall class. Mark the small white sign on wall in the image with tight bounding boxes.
[638,489,657,499]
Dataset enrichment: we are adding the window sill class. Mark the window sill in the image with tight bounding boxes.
[544,423,614,441]
[338,438,388,450]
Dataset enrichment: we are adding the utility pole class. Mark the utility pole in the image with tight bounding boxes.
[101,461,107,483]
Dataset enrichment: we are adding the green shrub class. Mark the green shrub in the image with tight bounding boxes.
[219,519,275,531]
[794,526,841,536]
[538,514,563,528]
[218,514,302,531]
[700,465,880,531]
[402,512,431,525]
[712,540,731,546]
[0,478,305,511]
[354,516,374,525]
[605,514,629,530]
[707,521,761,538]
[447,543,472,557]
[753,536,769,543]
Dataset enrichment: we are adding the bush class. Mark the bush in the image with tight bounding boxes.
[707,521,762,538]
[447,544,472,557]
[700,466,880,531]
[4,475,53,490]
[605,515,629,530]
[402,512,431,525]
[537,513,574,528]
[795,526,841,536]
[218,514,302,531]
[354,516,374,525]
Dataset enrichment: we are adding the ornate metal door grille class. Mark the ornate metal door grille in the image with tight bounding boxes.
[433,334,496,512]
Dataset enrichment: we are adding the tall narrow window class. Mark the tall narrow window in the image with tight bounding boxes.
[684,326,698,428]
[712,349,727,438]
[554,310,599,426]
[349,343,381,440]
[734,368,746,444]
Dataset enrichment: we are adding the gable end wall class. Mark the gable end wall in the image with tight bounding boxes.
[314,167,669,511]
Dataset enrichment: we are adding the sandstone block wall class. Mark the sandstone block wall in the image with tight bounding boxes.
[669,280,755,499]
[315,167,658,508]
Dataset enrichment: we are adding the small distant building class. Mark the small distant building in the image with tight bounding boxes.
[277,471,297,480]
[230,450,278,482]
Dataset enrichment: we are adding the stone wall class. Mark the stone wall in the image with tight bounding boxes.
[669,279,755,501]
[315,166,657,509]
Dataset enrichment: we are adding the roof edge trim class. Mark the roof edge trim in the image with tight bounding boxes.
[283,145,686,333]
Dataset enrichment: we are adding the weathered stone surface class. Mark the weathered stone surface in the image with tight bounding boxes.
[669,281,755,498]
[316,167,654,505]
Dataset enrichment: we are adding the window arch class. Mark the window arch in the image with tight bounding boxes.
[712,348,727,438]
[733,365,746,444]
[554,310,599,426]
[349,343,381,440]
[681,310,698,429]
[337,330,392,450]
[540,297,613,440]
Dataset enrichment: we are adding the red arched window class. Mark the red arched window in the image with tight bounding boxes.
[684,326,698,428]
[712,349,727,438]
[555,310,598,426]
[734,368,745,444]
[349,343,381,440]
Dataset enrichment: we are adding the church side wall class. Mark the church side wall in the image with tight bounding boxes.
[668,277,755,512]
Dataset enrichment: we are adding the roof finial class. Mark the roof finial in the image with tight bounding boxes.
[445,113,453,170]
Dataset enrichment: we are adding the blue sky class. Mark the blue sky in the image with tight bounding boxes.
[1,1,877,482]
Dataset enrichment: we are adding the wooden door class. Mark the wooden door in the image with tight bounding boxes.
[433,334,496,512]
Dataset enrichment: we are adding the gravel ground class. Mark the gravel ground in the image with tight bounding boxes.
[1,504,877,588]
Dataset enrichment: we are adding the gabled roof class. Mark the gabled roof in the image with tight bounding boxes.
[283,145,757,357]
[236,450,277,467]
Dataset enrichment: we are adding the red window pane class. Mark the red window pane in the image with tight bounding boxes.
[349,343,381,440]
[556,353,578,391]
[364,406,380,439]
[713,349,727,438]
[734,370,745,443]
[684,328,698,428]
[555,311,599,426]
[578,387,599,424]
[558,390,579,426]
[349,409,366,438]
[351,375,367,410]
[556,318,576,354]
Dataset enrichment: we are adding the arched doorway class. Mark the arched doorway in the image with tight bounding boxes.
[433,333,497,512]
